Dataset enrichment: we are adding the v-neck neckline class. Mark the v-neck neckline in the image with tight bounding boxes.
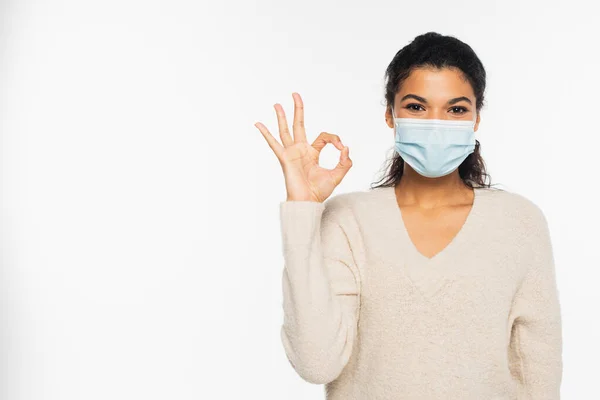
[384,184,481,264]
[378,184,482,298]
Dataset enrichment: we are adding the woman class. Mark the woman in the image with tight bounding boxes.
[254,32,562,399]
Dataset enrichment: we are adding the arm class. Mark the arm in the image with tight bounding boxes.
[278,197,361,385]
[508,207,563,399]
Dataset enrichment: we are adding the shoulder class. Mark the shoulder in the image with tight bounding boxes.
[322,187,384,224]
[476,186,549,230]
[322,189,365,218]
[324,186,388,211]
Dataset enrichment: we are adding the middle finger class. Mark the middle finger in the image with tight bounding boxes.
[292,93,307,143]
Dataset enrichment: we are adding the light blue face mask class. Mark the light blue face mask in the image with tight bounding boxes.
[392,106,477,178]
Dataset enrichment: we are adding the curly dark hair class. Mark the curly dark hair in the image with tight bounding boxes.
[371,31,492,190]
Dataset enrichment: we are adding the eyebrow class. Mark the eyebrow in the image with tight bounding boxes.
[400,94,472,106]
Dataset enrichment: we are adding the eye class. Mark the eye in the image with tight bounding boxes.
[449,106,468,114]
[404,103,425,111]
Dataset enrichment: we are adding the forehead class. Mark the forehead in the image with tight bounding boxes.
[398,67,475,100]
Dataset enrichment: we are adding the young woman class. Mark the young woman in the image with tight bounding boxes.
[254,32,562,399]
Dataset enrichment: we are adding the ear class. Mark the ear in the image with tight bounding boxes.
[385,107,394,129]
[474,112,481,132]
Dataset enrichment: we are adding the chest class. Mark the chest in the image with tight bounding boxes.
[358,210,525,319]
[359,232,521,348]
[400,204,472,259]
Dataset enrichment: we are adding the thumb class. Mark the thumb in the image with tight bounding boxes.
[330,146,352,184]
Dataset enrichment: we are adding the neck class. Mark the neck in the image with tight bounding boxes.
[394,167,472,209]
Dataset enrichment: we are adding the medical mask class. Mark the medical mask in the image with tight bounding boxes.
[392,106,476,178]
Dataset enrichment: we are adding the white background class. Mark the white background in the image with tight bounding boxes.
[1,0,598,399]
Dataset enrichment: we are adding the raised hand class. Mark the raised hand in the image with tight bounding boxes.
[255,92,352,203]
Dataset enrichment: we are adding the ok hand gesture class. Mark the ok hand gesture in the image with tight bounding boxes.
[255,93,352,203]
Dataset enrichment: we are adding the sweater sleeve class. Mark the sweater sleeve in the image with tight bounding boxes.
[278,197,361,385]
[507,207,563,399]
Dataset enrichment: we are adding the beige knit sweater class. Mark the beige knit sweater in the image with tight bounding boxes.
[278,185,562,399]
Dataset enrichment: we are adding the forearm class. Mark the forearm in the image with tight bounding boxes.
[279,200,358,384]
